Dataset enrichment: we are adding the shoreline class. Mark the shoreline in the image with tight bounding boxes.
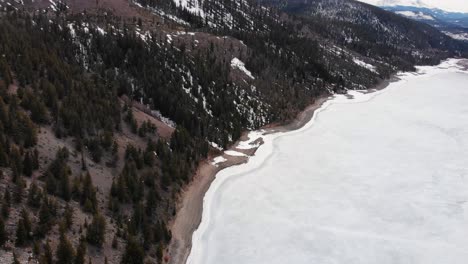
[184,59,468,264]
[165,76,396,264]
[166,55,468,263]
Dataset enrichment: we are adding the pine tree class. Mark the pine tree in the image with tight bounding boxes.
[14,176,25,203]
[2,190,10,218]
[0,58,12,86]
[15,218,27,247]
[86,213,106,247]
[74,236,87,264]
[64,203,74,230]
[39,241,54,264]
[23,151,33,177]
[27,181,42,208]
[12,252,20,264]
[15,209,31,246]
[61,172,71,201]
[0,144,8,167]
[33,240,41,257]
[81,173,97,213]
[33,149,40,170]
[0,217,7,247]
[112,234,118,249]
[37,197,54,237]
[9,146,22,175]
[56,231,75,264]
[156,243,163,261]
[20,209,31,237]
[121,237,144,264]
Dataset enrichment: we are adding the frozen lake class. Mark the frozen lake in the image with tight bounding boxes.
[188,60,468,264]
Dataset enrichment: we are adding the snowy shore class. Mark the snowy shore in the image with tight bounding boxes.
[187,59,468,264]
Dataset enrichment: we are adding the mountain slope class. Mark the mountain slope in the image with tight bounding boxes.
[0,0,467,263]
[352,1,468,41]
[259,0,467,59]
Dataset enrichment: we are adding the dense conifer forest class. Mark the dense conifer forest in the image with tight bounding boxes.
[0,0,467,262]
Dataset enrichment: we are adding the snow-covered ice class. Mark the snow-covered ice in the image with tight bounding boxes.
[188,59,468,264]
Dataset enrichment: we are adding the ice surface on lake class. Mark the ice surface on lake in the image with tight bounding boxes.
[188,60,468,264]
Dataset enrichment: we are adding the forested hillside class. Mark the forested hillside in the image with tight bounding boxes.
[0,0,467,263]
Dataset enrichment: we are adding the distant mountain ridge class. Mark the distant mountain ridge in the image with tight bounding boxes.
[378,5,468,41]
[354,0,468,41]
[384,5,468,28]
[372,0,429,8]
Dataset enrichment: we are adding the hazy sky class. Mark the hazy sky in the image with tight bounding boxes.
[357,0,468,13]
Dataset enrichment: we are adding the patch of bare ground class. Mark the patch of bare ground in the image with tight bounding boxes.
[121,97,175,140]
[0,95,174,263]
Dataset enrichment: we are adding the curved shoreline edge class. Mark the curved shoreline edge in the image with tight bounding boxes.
[167,59,467,264]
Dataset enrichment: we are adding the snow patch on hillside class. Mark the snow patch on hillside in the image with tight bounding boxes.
[353,58,377,73]
[209,141,223,151]
[231,58,255,79]
[173,0,206,18]
[236,131,264,149]
[151,110,176,128]
[224,150,247,157]
[211,156,227,166]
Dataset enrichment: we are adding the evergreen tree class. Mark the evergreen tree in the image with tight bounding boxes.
[12,252,20,264]
[81,173,97,213]
[0,58,12,86]
[14,176,25,203]
[44,147,70,199]
[121,237,144,264]
[15,209,32,246]
[33,149,40,170]
[64,203,74,230]
[74,236,87,264]
[61,172,71,201]
[36,197,55,237]
[0,217,7,247]
[23,151,33,177]
[15,218,27,247]
[20,209,31,237]
[86,213,106,247]
[112,234,118,249]
[10,147,22,183]
[27,181,42,208]
[56,231,75,264]
[2,190,10,218]
[39,241,54,264]
[33,240,41,257]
